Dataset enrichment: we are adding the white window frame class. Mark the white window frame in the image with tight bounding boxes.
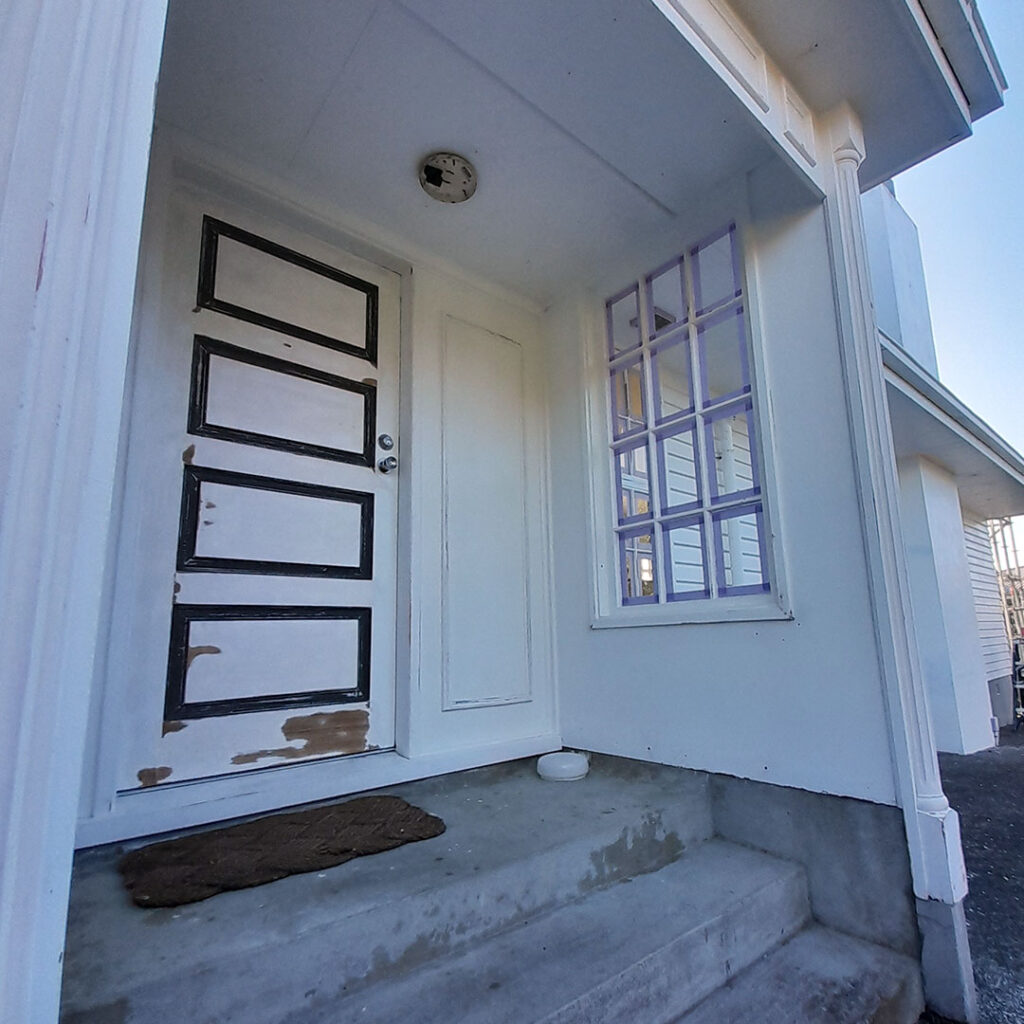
[584,213,791,628]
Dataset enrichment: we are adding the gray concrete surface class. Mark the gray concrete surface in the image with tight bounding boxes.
[710,771,920,956]
[938,729,1024,1024]
[61,753,933,1023]
[61,756,712,1022]
[916,897,978,1022]
[283,841,809,1024]
[680,925,924,1024]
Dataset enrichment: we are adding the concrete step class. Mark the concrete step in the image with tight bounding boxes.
[61,755,712,1023]
[677,925,924,1024]
[278,840,810,1024]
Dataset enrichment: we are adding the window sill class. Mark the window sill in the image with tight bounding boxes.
[591,595,792,629]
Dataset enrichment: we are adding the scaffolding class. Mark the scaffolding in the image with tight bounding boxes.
[990,517,1024,640]
[990,517,1024,725]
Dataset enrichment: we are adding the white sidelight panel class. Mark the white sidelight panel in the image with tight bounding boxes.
[441,317,531,708]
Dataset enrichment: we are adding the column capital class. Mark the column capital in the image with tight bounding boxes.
[827,102,867,166]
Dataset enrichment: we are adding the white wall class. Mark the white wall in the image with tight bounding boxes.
[862,184,939,376]
[961,509,1012,681]
[546,164,900,804]
[898,457,994,753]
[962,506,1013,726]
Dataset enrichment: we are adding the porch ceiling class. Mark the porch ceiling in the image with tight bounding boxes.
[155,0,777,303]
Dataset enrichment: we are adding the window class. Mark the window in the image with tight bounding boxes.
[604,224,771,608]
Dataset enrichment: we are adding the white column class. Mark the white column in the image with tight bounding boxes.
[0,4,166,1022]
[898,456,994,754]
[824,104,976,1021]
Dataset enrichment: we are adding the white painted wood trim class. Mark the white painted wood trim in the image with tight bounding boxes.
[648,0,826,196]
[823,103,966,905]
[76,733,561,848]
[0,4,168,1022]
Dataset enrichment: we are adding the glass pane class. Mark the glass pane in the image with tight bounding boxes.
[714,504,769,595]
[706,403,758,502]
[606,288,641,356]
[646,258,687,338]
[620,529,658,604]
[610,358,646,438]
[698,307,749,405]
[662,518,707,600]
[692,225,740,315]
[615,440,650,523]
[652,335,693,423]
[657,424,700,513]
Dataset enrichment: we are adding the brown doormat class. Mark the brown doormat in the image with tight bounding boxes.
[118,795,446,907]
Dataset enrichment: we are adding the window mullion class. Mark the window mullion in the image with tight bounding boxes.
[636,277,667,605]
[684,251,718,599]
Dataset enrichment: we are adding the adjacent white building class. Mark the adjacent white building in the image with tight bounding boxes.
[865,181,1024,746]
[1,1,1018,1022]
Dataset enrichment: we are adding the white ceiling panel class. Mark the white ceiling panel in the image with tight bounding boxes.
[155,0,774,302]
[287,1,673,299]
[395,0,763,213]
[157,0,379,172]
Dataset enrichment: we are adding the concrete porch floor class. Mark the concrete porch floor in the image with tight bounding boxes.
[61,755,711,1021]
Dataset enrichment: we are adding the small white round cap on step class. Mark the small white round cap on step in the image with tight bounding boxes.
[536,751,590,781]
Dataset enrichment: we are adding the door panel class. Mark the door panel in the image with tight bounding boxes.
[110,187,399,791]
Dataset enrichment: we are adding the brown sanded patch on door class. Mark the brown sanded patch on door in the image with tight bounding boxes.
[137,766,172,787]
[185,643,221,670]
[161,720,187,736]
[118,795,445,906]
[231,709,371,765]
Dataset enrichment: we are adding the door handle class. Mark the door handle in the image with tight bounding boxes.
[378,456,398,473]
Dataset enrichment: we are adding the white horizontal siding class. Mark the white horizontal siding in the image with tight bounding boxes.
[962,511,1012,680]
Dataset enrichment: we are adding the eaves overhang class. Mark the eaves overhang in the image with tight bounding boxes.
[882,336,1024,518]
[726,0,1006,189]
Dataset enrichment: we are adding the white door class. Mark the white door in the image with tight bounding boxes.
[108,185,400,790]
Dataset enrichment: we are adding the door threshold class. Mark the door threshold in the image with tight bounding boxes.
[76,733,561,848]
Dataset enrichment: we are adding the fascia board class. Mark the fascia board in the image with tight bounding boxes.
[916,0,1007,119]
[881,336,1024,491]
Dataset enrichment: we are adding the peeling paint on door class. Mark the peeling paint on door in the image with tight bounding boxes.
[231,709,371,765]
[185,644,221,670]
[137,766,172,787]
[161,720,187,736]
[182,443,195,465]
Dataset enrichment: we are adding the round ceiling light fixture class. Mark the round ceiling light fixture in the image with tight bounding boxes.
[419,151,477,204]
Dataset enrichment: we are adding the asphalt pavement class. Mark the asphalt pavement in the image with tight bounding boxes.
[937,728,1024,1023]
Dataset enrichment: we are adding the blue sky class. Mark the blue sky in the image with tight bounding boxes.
[895,0,1022,452]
